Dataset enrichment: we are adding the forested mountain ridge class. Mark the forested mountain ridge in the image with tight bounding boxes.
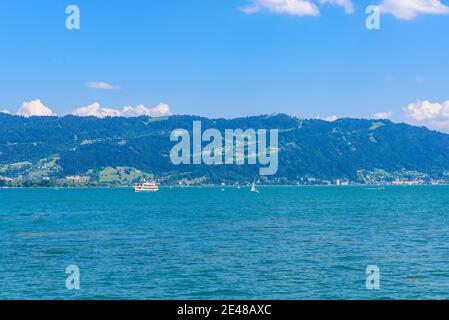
[1,113,448,186]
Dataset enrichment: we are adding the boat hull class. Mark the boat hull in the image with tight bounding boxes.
[134,188,159,192]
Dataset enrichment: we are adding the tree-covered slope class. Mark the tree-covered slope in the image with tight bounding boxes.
[1,113,448,185]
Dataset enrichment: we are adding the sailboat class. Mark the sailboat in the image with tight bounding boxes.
[250,181,260,193]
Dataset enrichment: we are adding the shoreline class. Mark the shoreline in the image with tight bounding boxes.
[1,184,449,190]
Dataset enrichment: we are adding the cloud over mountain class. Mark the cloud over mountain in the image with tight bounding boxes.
[16,100,56,117]
[374,111,394,120]
[72,102,172,118]
[404,100,449,132]
[323,115,338,122]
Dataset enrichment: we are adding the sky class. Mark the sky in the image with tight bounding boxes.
[0,0,449,132]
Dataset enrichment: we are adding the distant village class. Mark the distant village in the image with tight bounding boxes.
[1,168,448,188]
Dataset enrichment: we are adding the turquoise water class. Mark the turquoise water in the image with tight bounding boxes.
[1,186,449,300]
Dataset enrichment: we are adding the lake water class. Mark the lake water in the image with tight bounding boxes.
[1,186,449,299]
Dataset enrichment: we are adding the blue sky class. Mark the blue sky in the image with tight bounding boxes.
[0,0,449,131]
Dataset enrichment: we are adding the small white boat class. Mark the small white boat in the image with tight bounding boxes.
[250,182,259,193]
[134,180,159,192]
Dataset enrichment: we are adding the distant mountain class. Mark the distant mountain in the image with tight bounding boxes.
[1,113,448,186]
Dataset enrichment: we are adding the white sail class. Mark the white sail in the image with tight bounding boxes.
[251,182,259,193]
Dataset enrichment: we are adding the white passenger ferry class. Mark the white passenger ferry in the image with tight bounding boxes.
[134,180,159,192]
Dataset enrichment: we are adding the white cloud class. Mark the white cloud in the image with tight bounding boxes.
[86,81,121,90]
[404,100,449,132]
[320,0,354,14]
[241,0,449,19]
[72,102,172,118]
[240,0,320,16]
[72,102,121,118]
[0,109,11,114]
[120,103,172,117]
[17,100,56,117]
[404,100,449,121]
[379,0,449,20]
[323,115,338,122]
[145,103,171,116]
[373,111,394,119]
